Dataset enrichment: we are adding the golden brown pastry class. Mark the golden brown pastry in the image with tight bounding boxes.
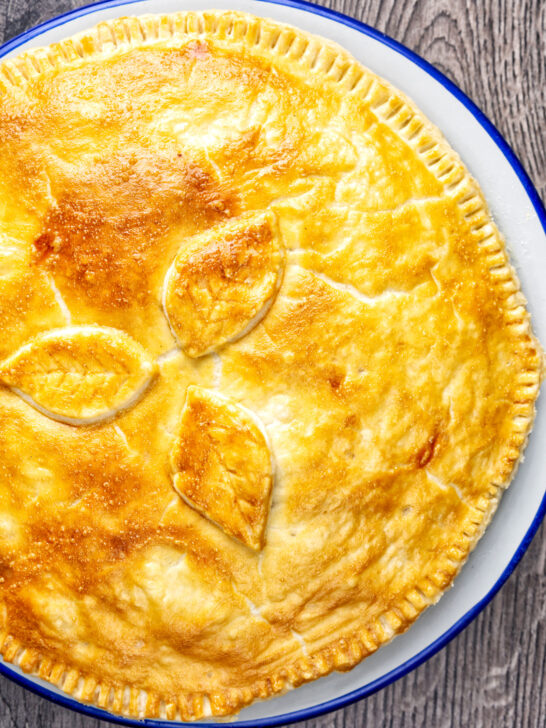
[0,9,541,721]
[0,325,157,423]
[163,210,285,356]
[171,385,274,551]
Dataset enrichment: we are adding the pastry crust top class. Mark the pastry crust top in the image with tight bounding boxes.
[0,10,541,722]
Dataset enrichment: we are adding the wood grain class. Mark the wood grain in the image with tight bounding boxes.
[0,1,544,727]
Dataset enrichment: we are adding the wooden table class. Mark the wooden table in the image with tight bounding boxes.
[0,1,544,726]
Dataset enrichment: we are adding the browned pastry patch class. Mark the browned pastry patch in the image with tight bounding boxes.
[32,149,235,309]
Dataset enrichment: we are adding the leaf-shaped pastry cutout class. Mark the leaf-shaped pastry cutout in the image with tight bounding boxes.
[170,386,274,551]
[163,211,284,357]
[0,326,157,424]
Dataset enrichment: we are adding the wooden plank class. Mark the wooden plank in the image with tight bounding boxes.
[0,1,543,727]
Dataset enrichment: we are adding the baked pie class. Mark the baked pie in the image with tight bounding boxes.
[0,9,542,720]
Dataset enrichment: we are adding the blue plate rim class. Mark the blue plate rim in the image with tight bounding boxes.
[0,0,544,725]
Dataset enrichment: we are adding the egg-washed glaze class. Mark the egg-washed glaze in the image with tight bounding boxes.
[171,385,274,551]
[0,10,542,721]
[163,210,285,357]
[0,325,157,423]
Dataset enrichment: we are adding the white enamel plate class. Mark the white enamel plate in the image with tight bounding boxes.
[1,1,545,725]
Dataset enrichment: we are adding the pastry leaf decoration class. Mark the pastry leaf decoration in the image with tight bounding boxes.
[163,210,284,357]
[0,325,157,424]
[170,386,274,551]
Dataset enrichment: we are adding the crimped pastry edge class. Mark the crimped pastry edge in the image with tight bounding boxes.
[0,9,543,721]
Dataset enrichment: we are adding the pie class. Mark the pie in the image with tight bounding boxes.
[0,9,542,721]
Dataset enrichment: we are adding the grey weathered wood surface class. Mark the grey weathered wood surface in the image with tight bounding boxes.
[0,0,544,726]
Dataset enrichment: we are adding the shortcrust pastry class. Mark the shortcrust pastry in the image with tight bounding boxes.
[0,10,541,721]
